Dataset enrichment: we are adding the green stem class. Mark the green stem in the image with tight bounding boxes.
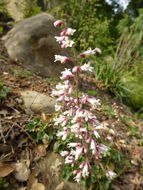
[72,46,79,105]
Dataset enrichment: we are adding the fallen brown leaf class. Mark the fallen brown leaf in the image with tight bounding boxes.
[35,144,47,158]
[0,163,14,177]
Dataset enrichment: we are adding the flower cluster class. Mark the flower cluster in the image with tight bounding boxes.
[52,20,116,183]
[54,20,76,49]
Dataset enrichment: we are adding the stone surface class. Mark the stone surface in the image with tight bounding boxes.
[2,13,72,77]
[41,152,85,190]
[20,90,56,114]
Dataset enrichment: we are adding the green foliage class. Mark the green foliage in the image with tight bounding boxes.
[115,9,143,110]
[12,68,32,78]
[0,82,11,100]
[0,178,9,189]
[126,0,143,18]
[22,0,41,18]
[94,57,130,100]
[26,117,55,143]
[26,117,46,142]
[0,0,11,29]
[88,90,98,97]
[46,76,59,84]
[123,74,143,110]
[129,125,140,137]
[0,26,3,33]
[49,0,115,54]
[0,0,9,16]
[102,104,116,118]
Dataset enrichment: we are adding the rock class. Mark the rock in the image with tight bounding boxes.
[40,152,85,190]
[2,13,73,77]
[20,90,56,114]
[14,162,30,182]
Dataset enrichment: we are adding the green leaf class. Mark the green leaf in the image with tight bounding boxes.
[0,27,3,33]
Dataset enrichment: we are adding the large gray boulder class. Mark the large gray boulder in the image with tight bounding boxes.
[2,13,72,77]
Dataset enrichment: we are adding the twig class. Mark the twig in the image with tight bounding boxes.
[3,120,36,145]
[14,123,36,145]
[0,116,6,143]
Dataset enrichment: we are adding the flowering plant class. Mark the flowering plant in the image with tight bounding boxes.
[52,20,116,188]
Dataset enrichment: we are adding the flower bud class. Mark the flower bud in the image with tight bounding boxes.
[54,20,63,27]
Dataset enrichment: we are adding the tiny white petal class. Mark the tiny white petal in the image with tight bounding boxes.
[81,62,94,72]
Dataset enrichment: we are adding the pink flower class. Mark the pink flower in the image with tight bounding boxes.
[80,48,96,57]
[60,28,67,36]
[61,38,74,48]
[74,171,82,183]
[80,94,88,104]
[95,47,102,54]
[54,20,63,27]
[81,62,94,72]
[90,139,97,155]
[72,66,82,73]
[68,142,81,148]
[93,125,103,135]
[75,145,83,160]
[60,151,69,157]
[51,89,64,97]
[73,170,78,175]
[81,162,90,177]
[98,144,108,155]
[65,155,74,164]
[71,123,80,133]
[72,108,84,122]
[55,103,62,112]
[54,115,68,126]
[80,94,100,109]
[57,127,69,140]
[60,68,74,80]
[55,36,66,43]
[57,94,67,102]
[79,127,87,134]
[83,110,93,122]
[106,169,116,179]
[86,138,91,143]
[56,81,69,90]
[54,81,72,96]
[61,28,76,36]
[89,116,99,126]
[87,96,101,108]
[54,55,71,64]
[93,129,100,138]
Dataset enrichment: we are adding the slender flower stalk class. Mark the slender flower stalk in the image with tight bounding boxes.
[72,46,79,105]
[52,19,116,184]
